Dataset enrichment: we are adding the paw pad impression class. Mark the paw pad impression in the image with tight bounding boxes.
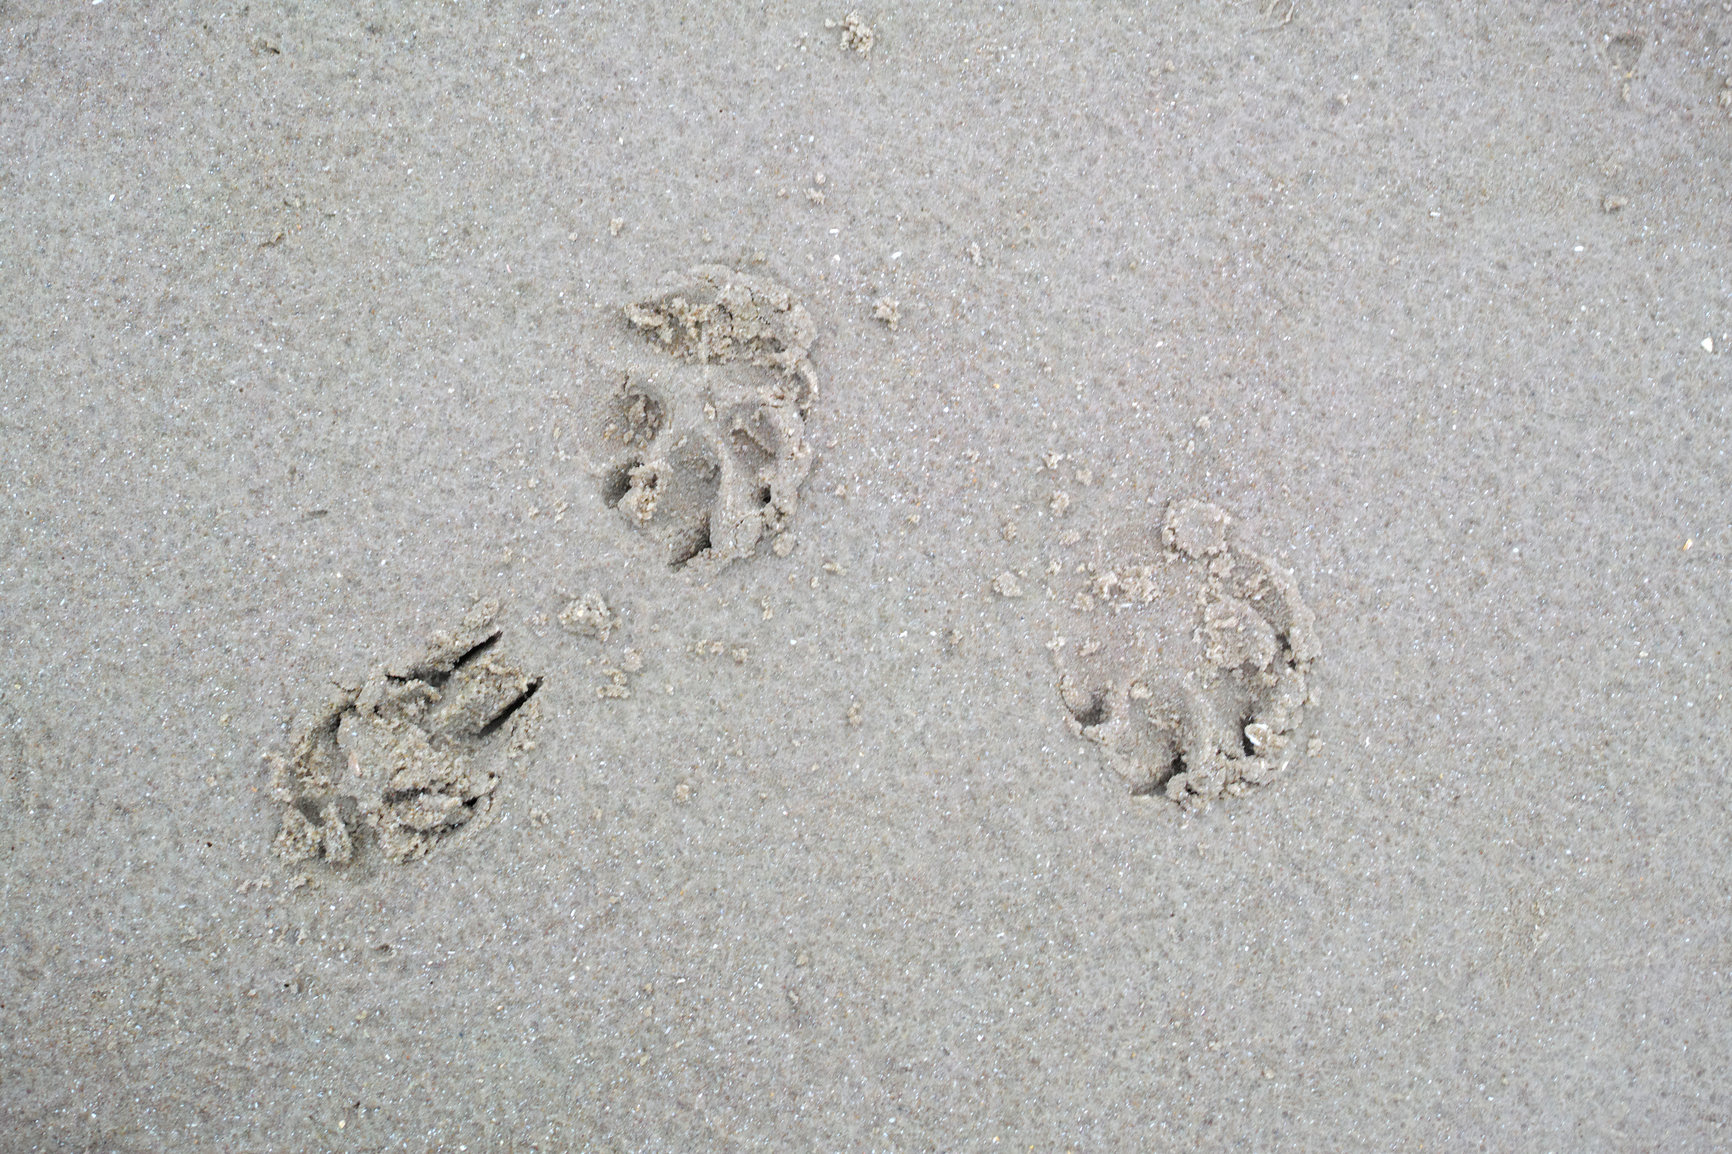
[601,265,817,572]
[1054,500,1320,809]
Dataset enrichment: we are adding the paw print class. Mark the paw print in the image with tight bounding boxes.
[270,600,542,865]
[1052,500,1319,808]
[597,265,818,571]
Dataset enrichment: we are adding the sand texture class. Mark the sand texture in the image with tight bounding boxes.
[3,2,1730,1150]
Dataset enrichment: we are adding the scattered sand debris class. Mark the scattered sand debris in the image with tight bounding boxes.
[692,639,750,666]
[598,669,631,700]
[596,648,645,700]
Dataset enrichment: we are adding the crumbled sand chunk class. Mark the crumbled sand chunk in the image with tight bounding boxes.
[558,592,615,641]
[831,11,875,55]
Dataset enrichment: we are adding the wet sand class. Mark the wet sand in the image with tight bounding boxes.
[3,3,1730,1150]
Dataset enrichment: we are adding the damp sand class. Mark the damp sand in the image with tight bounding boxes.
[3,4,1730,1150]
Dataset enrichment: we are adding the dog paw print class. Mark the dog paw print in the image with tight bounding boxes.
[597,264,818,572]
[1051,500,1319,809]
[269,599,543,865]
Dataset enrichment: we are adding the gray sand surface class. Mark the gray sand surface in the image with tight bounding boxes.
[3,2,1730,1150]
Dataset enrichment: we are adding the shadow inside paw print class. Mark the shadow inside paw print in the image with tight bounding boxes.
[269,600,543,865]
[596,265,817,572]
[1052,500,1320,809]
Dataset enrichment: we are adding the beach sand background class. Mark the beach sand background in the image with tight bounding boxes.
[3,2,1730,1149]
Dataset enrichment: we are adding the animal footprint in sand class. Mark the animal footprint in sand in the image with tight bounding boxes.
[1051,500,1319,809]
[269,600,543,865]
[597,265,817,572]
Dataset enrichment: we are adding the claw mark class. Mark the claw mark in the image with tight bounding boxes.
[268,600,544,865]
